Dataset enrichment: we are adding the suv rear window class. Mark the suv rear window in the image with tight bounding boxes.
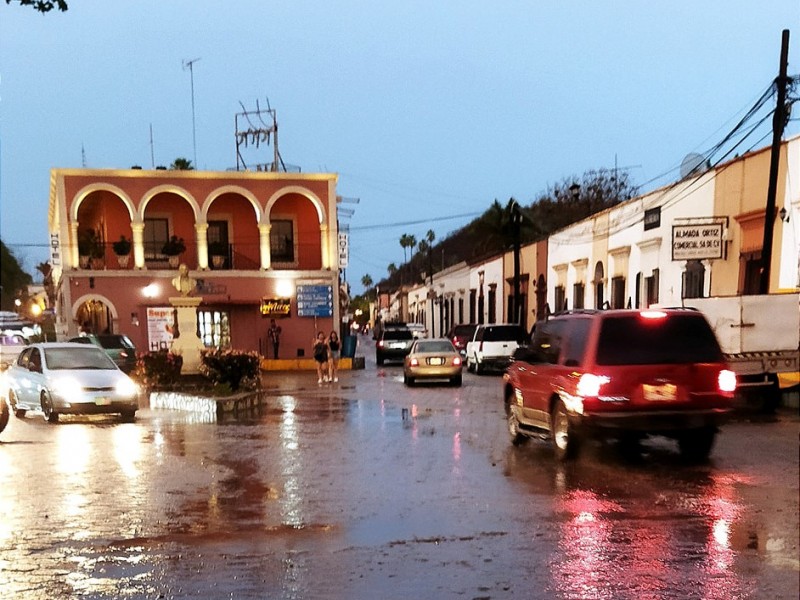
[383,330,413,341]
[596,314,723,366]
[482,325,527,343]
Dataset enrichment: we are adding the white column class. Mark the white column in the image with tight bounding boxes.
[69,221,80,269]
[320,223,330,269]
[195,222,209,270]
[131,222,146,270]
[259,223,272,270]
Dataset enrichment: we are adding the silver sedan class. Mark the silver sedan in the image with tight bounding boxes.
[5,342,139,423]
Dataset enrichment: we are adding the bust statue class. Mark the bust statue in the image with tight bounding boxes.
[171,263,197,296]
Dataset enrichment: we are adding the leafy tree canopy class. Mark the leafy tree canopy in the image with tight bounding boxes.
[0,240,33,311]
[5,0,68,13]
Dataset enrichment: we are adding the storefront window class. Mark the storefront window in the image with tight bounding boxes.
[199,310,231,348]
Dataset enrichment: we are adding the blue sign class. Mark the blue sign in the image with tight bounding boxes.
[297,285,334,317]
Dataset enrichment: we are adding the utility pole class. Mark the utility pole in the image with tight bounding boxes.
[511,199,522,325]
[183,58,201,168]
[759,29,790,294]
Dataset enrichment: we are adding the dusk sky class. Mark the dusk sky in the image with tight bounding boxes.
[1,1,797,293]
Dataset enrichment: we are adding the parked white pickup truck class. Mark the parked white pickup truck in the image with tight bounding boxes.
[683,293,800,410]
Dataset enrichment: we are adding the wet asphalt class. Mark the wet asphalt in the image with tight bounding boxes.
[0,335,798,599]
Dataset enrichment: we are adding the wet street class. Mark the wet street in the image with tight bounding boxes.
[1,337,798,599]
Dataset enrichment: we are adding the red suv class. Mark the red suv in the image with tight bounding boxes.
[504,309,736,461]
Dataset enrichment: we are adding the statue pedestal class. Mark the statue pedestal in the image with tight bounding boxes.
[169,296,204,374]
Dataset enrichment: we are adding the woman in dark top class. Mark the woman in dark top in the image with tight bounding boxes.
[313,331,329,384]
[327,331,341,383]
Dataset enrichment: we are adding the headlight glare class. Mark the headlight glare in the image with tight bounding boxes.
[115,377,138,397]
[53,377,83,398]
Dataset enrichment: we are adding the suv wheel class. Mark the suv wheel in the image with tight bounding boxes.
[678,428,716,462]
[551,399,579,461]
[474,356,484,375]
[508,408,527,446]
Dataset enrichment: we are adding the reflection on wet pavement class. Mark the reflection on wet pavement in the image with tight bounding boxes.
[0,368,797,599]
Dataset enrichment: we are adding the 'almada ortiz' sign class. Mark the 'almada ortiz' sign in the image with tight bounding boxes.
[671,223,724,261]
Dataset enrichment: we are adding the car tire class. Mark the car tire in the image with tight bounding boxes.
[508,408,527,446]
[451,375,462,387]
[678,428,716,462]
[120,410,136,423]
[377,355,384,366]
[475,357,484,375]
[551,399,579,461]
[41,391,59,423]
[405,375,415,386]
[0,398,9,433]
[8,390,26,419]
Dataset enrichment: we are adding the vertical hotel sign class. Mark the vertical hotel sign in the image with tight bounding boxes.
[338,233,349,269]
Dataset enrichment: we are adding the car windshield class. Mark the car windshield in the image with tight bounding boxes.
[0,335,25,347]
[452,326,476,338]
[384,330,413,341]
[415,341,455,353]
[44,347,118,370]
[596,314,724,365]
[97,335,135,350]
[482,325,527,343]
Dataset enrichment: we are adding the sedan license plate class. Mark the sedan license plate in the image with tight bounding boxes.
[428,357,444,366]
[95,397,112,406]
[643,383,677,401]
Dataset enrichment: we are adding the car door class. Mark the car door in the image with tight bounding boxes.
[12,347,40,409]
[515,320,567,427]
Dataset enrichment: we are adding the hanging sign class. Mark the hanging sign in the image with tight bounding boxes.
[260,297,291,318]
[338,233,349,269]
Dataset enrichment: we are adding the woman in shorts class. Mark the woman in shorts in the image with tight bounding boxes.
[327,331,341,383]
[313,331,329,384]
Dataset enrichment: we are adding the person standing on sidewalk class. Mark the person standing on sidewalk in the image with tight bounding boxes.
[327,331,341,383]
[313,331,329,384]
[268,319,282,359]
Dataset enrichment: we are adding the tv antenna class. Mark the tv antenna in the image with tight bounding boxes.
[182,57,201,167]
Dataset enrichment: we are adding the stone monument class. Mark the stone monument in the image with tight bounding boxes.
[169,264,205,374]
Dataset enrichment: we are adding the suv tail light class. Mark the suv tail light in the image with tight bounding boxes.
[718,369,737,393]
[377,340,385,348]
[576,373,610,397]
[640,310,667,319]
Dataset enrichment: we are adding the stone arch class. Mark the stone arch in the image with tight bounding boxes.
[593,261,605,309]
[140,184,200,221]
[71,294,120,334]
[264,186,325,224]
[71,184,135,221]
[201,185,261,222]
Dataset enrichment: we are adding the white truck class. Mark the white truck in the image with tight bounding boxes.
[683,293,800,410]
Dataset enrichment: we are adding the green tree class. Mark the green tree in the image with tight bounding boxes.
[5,0,67,12]
[399,234,412,263]
[0,240,33,311]
[387,263,398,277]
[360,274,374,297]
[170,157,194,170]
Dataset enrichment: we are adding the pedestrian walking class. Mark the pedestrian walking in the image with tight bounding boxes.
[327,331,340,383]
[268,319,282,359]
[313,331,329,384]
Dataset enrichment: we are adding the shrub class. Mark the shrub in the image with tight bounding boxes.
[199,348,260,392]
[131,351,183,388]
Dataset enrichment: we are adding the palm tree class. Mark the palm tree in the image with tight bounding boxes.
[361,274,374,297]
[426,229,435,245]
[408,235,417,259]
[170,157,194,170]
[387,262,398,276]
[399,234,410,263]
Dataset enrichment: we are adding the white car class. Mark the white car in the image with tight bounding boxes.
[5,342,139,423]
[0,332,27,368]
[465,323,528,374]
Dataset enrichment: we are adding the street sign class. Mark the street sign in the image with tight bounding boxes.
[672,223,724,261]
[297,284,334,317]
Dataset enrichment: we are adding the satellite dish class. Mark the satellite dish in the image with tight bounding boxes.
[680,153,711,179]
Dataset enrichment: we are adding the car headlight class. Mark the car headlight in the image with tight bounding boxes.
[52,377,83,399]
[115,377,138,397]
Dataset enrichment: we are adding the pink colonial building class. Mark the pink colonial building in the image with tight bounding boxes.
[48,167,341,358]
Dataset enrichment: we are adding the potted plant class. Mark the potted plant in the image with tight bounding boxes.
[78,229,103,269]
[208,240,227,268]
[112,235,132,267]
[161,235,186,267]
